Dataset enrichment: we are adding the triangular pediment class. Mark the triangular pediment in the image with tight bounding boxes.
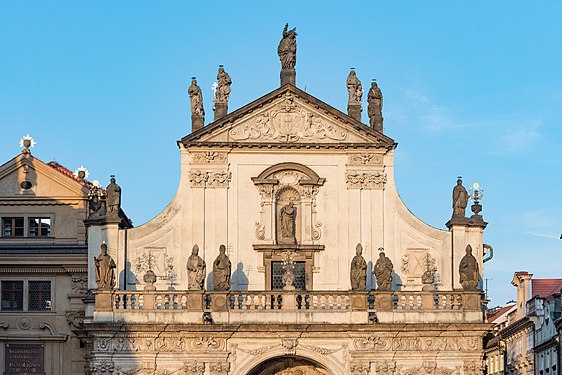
[0,154,90,198]
[181,85,395,148]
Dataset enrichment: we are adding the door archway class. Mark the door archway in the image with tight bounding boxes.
[247,356,332,375]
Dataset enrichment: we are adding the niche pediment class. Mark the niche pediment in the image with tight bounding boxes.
[180,85,395,148]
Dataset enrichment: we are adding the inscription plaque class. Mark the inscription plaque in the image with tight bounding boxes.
[5,343,45,375]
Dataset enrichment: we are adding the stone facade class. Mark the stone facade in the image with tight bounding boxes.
[83,80,490,374]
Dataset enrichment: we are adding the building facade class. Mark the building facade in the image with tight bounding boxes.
[82,33,491,374]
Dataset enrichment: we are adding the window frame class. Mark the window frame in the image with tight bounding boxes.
[0,278,54,312]
[1,217,25,238]
[27,217,52,238]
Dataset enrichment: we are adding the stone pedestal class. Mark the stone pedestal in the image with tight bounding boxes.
[210,292,229,312]
[347,103,362,122]
[192,114,204,131]
[351,292,368,310]
[214,101,228,121]
[94,291,113,312]
[375,292,393,312]
[281,69,296,86]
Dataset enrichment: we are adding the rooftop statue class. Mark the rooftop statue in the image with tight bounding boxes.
[278,23,297,70]
[106,176,121,218]
[346,69,363,105]
[350,243,367,291]
[215,66,232,103]
[188,78,204,116]
[459,245,480,291]
[367,81,383,130]
[452,178,469,217]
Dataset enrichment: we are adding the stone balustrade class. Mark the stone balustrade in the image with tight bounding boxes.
[91,290,483,324]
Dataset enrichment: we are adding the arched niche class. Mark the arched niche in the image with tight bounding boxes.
[252,162,325,245]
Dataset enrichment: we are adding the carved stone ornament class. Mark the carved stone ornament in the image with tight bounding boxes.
[17,316,31,330]
[229,92,347,143]
[459,245,480,291]
[191,151,228,164]
[189,170,231,188]
[350,362,370,375]
[353,335,479,352]
[346,171,386,189]
[180,361,205,375]
[281,338,298,355]
[89,360,114,374]
[462,361,484,375]
[209,362,230,375]
[374,361,396,375]
[348,153,383,166]
[398,361,460,375]
[70,273,88,294]
[65,310,84,331]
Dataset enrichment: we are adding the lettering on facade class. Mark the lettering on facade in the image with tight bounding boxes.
[5,343,45,375]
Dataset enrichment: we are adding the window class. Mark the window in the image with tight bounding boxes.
[1,215,53,238]
[1,281,23,311]
[0,280,51,311]
[28,281,51,311]
[272,261,306,290]
[2,217,24,237]
[28,218,51,237]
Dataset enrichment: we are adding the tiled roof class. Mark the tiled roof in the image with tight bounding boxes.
[487,304,516,323]
[532,279,562,300]
[47,161,98,190]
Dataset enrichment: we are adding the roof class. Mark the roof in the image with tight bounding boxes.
[487,304,516,323]
[180,84,396,149]
[47,161,98,190]
[532,279,562,300]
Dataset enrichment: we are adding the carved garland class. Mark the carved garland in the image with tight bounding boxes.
[189,170,231,188]
[353,335,480,352]
[345,171,386,189]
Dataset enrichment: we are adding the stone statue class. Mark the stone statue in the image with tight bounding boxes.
[215,66,232,103]
[350,243,367,291]
[213,244,231,291]
[94,243,116,290]
[459,245,479,291]
[452,178,469,217]
[367,81,383,128]
[186,245,206,290]
[105,176,121,216]
[373,252,393,291]
[279,202,296,243]
[346,70,363,104]
[188,78,204,116]
[278,23,297,70]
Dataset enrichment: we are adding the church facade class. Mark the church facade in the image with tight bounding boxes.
[83,27,490,375]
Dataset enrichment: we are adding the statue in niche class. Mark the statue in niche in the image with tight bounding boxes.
[94,243,116,290]
[350,243,367,291]
[215,66,232,103]
[213,244,231,291]
[278,23,297,70]
[452,177,469,217]
[373,251,393,291]
[279,202,296,243]
[346,69,363,104]
[367,81,383,125]
[459,245,479,291]
[188,78,204,116]
[105,176,121,217]
[186,245,206,290]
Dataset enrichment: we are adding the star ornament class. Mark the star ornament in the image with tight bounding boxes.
[74,165,90,179]
[19,134,37,149]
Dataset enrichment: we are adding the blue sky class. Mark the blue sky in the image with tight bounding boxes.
[1,2,561,305]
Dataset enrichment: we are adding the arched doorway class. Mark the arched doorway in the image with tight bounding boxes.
[248,356,332,375]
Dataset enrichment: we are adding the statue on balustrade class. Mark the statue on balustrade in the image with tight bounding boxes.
[94,243,116,290]
[373,251,393,291]
[279,202,296,243]
[350,243,367,291]
[187,245,206,290]
[452,178,469,217]
[213,244,231,291]
[459,245,480,291]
